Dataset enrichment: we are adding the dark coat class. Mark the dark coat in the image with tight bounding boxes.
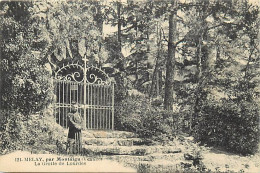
[68,112,82,139]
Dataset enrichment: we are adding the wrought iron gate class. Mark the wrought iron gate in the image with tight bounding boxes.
[53,60,114,130]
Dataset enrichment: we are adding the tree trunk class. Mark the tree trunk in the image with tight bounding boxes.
[244,39,255,80]
[135,60,138,83]
[159,70,162,95]
[117,1,122,52]
[193,35,202,112]
[150,22,162,98]
[164,5,177,110]
[97,5,103,66]
[135,16,138,85]
[192,26,208,129]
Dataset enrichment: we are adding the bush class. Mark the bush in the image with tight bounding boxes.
[0,54,54,115]
[0,1,53,115]
[115,95,185,143]
[0,108,65,155]
[115,95,149,133]
[193,97,259,155]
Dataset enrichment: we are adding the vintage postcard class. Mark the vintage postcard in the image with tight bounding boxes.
[0,0,259,172]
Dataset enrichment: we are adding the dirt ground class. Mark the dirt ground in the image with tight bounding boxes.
[201,148,260,172]
[0,148,260,172]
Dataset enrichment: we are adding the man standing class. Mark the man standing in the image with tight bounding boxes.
[67,103,83,154]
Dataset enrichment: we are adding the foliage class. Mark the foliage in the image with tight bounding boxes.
[0,1,53,115]
[0,109,65,155]
[115,95,185,143]
[0,55,54,115]
[30,0,107,66]
[115,95,149,133]
[193,93,260,155]
[166,0,260,155]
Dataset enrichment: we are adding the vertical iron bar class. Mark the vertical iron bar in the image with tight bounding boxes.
[58,80,61,126]
[80,83,82,126]
[104,86,106,129]
[78,83,80,123]
[63,80,65,127]
[90,84,93,129]
[79,82,81,105]
[76,83,78,106]
[72,84,74,103]
[97,85,99,129]
[112,83,114,130]
[66,81,68,128]
[87,83,90,129]
[69,81,71,114]
[53,79,57,122]
[94,85,96,129]
[102,85,104,129]
[105,86,107,129]
[108,85,110,129]
[83,56,87,130]
[101,85,104,129]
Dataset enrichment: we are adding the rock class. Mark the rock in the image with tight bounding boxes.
[84,138,135,146]
[86,130,137,138]
[180,162,193,169]
[184,153,194,160]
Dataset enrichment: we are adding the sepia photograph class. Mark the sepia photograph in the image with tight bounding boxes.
[0,0,259,172]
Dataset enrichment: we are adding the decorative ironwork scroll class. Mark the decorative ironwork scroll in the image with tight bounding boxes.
[55,63,112,85]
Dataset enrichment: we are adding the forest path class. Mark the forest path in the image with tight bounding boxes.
[201,148,260,172]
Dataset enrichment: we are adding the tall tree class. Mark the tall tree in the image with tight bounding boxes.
[117,1,122,52]
[164,0,178,110]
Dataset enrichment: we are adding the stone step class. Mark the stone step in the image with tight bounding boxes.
[82,145,182,156]
[62,130,143,147]
[83,138,143,146]
[63,130,137,138]
[82,130,138,139]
